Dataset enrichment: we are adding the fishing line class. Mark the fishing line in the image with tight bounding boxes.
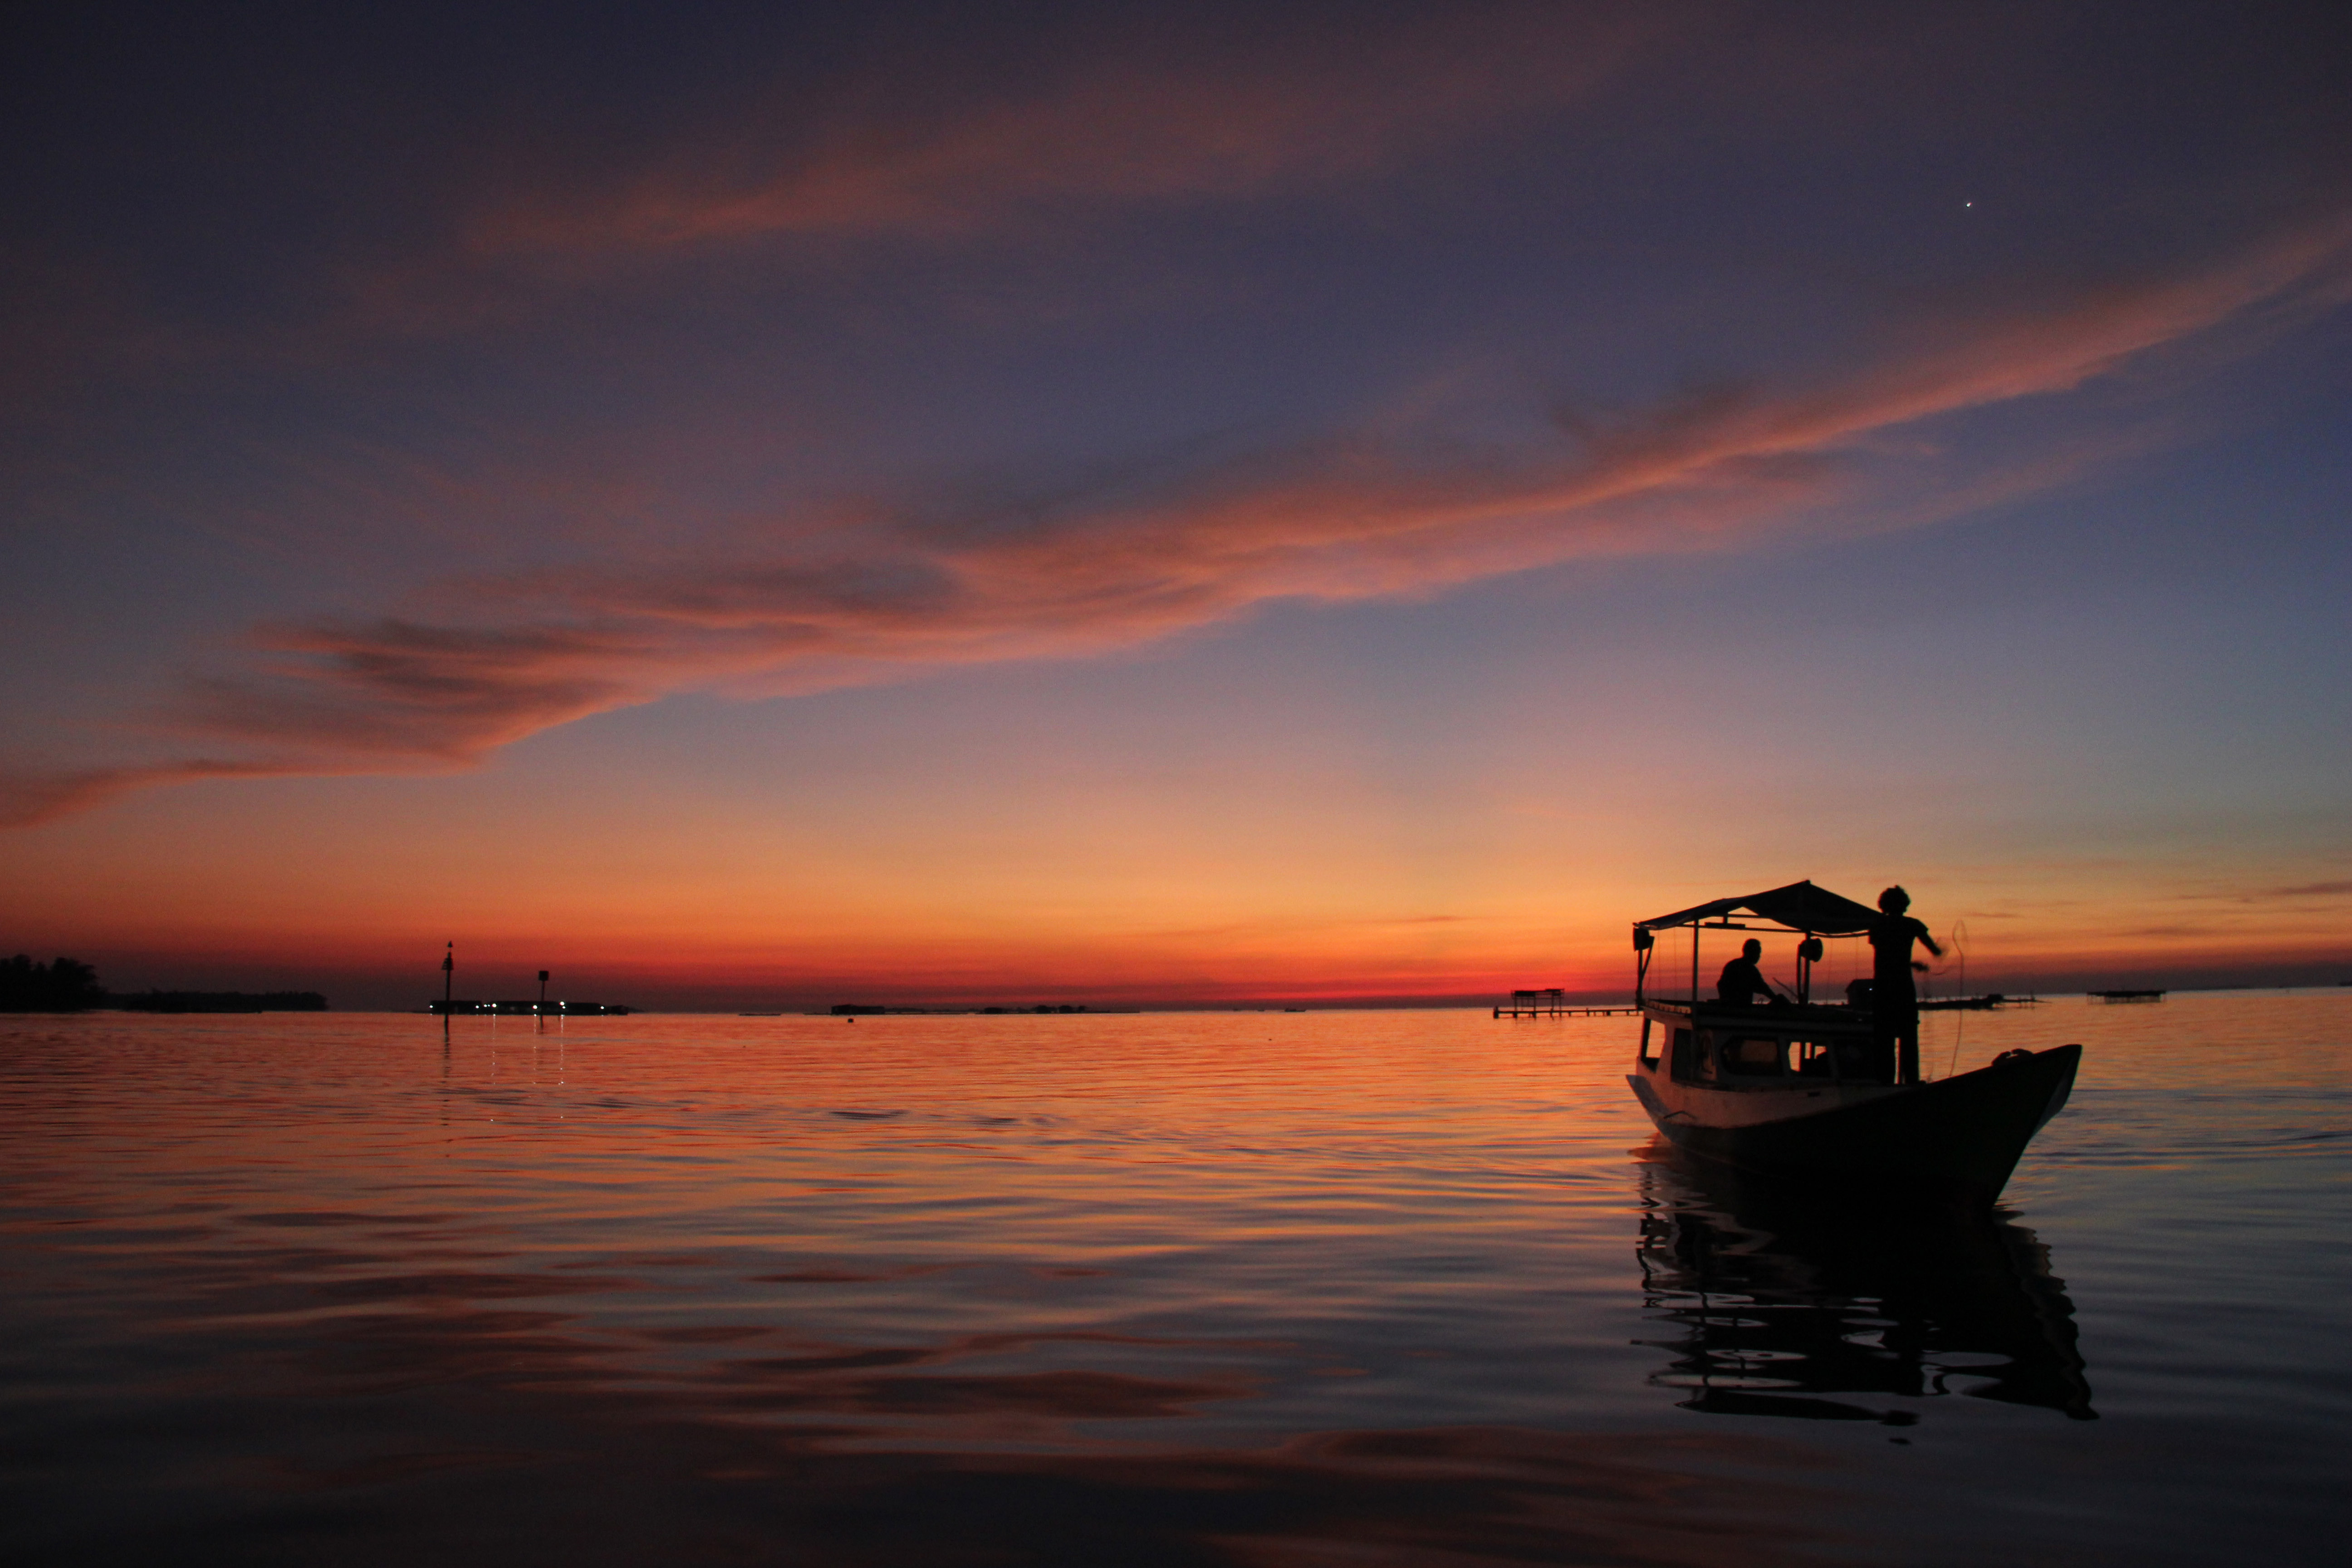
[1944,919,1969,1078]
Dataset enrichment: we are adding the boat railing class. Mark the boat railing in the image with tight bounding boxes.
[1655,998,1868,1029]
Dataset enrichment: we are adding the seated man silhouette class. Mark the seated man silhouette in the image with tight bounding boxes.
[1715,939,1782,1007]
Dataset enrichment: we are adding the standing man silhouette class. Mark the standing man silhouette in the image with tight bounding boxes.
[1869,886,1943,1084]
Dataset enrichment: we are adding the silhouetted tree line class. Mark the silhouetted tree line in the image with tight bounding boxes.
[1,956,328,1013]
[1,955,104,1011]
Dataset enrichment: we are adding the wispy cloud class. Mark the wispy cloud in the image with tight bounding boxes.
[7,216,2347,828]
[2265,880,2352,899]
[467,9,1670,258]
[0,760,325,829]
[328,8,1678,341]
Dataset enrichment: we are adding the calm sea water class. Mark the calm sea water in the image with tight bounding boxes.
[3,994,2345,1565]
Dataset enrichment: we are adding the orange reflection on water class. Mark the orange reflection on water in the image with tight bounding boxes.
[3,995,2347,1563]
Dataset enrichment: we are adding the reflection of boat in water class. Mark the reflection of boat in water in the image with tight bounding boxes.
[1626,882,2078,1203]
[1636,1153,2097,1424]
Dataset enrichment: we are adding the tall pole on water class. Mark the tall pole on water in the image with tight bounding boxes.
[538,970,549,1014]
[443,942,454,1012]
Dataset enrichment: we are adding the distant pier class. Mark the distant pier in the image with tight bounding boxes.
[1494,988,1637,1018]
[2089,989,2166,1003]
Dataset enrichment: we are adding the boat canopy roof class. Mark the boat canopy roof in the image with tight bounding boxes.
[1636,879,1882,936]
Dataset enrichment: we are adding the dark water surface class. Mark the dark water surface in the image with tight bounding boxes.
[3,995,2345,1565]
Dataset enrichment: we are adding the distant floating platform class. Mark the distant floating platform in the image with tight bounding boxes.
[2088,990,2166,1003]
[1918,993,2042,1011]
[1494,988,1638,1018]
[428,1000,632,1016]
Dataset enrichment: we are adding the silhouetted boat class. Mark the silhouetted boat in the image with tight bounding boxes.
[1625,882,2078,1204]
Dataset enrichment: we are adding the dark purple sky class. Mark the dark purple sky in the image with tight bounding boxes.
[5,3,2349,1005]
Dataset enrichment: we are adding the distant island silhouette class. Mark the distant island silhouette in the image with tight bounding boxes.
[1,955,326,1013]
[1,955,103,1011]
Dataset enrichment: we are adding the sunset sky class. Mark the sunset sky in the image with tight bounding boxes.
[5,2,2349,1008]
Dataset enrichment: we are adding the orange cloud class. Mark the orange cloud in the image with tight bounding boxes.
[6,216,2346,829]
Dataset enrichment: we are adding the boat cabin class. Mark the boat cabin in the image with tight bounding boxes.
[1632,880,1894,1088]
[1639,1012,1872,1085]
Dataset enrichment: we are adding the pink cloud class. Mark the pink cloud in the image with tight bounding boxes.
[0,760,316,829]
[7,216,2346,829]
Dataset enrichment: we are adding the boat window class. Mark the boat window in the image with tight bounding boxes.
[1638,1019,1659,1067]
[1669,1028,1699,1080]
[1790,1039,1837,1079]
[1719,1036,1785,1078]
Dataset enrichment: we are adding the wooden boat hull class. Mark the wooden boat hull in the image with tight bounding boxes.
[1630,1044,2078,1204]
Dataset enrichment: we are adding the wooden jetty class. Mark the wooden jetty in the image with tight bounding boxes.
[2089,989,2166,1003]
[1494,988,1638,1018]
[1918,993,2042,1011]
